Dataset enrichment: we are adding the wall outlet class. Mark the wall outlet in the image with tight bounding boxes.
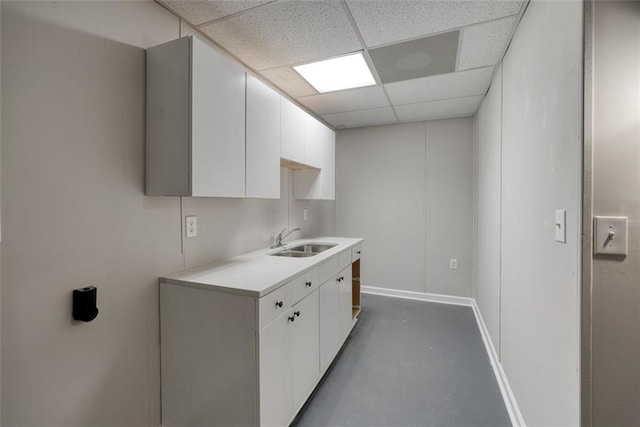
[185,215,197,238]
[303,208,309,221]
[449,259,458,270]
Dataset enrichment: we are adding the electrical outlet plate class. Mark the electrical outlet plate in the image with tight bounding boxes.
[449,259,458,270]
[594,216,627,255]
[185,215,197,238]
[303,208,309,221]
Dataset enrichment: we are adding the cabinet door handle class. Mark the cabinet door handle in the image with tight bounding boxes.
[305,281,312,287]
[294,311,301,317]
[275,301,283,308]
[288,316,295,322]
[356,251,361,254]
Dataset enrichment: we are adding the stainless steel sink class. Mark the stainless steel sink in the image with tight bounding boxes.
[270,243,337,257]
[286,243,337,254]
[271,251,316,258]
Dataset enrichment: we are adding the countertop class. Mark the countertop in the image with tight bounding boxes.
[160,237,363,298]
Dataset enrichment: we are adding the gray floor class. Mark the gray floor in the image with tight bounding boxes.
[293,294,510,427]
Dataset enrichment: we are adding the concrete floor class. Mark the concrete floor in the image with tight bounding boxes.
[293,294,510,427]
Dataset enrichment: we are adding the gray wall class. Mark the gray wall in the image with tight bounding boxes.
[336,118,473,297]
[0,1,335,426]
[590,1,640,425]
[474,64,502,353]
[473,0,583,425]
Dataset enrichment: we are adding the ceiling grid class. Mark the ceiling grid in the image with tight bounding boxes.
[158,0,528,129]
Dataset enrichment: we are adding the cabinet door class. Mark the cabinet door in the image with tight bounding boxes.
[291,289,320,412]
[191,37,246,197]
[246,75,281,199]
[319,278,341,373]
[303,119,323,169]
[293,124,335,200]
[259,311,293,427]
[281,98,306,164]
[338,265,353,341]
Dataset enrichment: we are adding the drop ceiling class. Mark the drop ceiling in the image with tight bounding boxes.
[158,0,526,129]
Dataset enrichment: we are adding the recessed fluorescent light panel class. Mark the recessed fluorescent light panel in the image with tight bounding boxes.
[293,52,376,93]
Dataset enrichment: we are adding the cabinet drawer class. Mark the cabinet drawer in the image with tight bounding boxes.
[317,257,338,285]
[337,249,352,271]
[259,282,292,330]
[291,268,319,306]
[352,244,363,262]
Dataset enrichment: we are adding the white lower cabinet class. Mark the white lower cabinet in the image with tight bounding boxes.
[319,277,341,373]
[260,311,293,427]
[160,246,361,427]
[338,265,353,342]
[291,290,320,412]
[319,264,354,373]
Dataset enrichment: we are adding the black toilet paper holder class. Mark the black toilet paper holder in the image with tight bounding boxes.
[73,286,99,322]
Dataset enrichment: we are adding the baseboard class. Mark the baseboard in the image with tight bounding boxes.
[471,301,526,427]
[361,285,525,427]
[361,285,474,307]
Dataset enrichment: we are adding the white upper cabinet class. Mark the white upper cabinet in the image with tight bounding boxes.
[246,75,281,199]
[147,36,335,200]
[293,124,335,200]
[146,36,246,197]
[280,98,307,165]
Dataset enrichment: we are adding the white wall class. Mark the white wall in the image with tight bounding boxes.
[474,64,502,352]
[0,2,335,426]
[336,118,473,297]
[474,0,583,425]
[589,1,640,425]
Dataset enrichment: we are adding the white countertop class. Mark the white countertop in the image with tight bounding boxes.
[160,237,363,297]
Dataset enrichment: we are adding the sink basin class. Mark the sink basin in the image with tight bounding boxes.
[286,243,337,254]
[270,243,337,258]
[271,251,316,258]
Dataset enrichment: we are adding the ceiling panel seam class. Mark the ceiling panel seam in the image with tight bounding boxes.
[362,12,524,51]
[340,0,399,123]
[193,0,278,28]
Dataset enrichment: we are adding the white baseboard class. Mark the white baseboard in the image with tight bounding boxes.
[361,285,525,427]
[361,285,474,307]
[470,301,525,427]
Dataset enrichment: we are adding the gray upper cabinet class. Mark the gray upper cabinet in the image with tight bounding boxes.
[146,36,246,197]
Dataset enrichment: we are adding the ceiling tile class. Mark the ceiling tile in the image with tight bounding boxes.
[395,95,483,121]
[346,0,523,48]
[200,1,362,71]
[260,66,317,98]
[458,16,518,70]
[160,0,274,26]
[322,107,397,129]
[369,31,459,84]
[385,66,494,105]
[297,86,389,115]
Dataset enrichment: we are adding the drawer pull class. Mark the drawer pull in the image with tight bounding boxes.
[275,301,283,308]
[305,281,312,287]
[356,251,361,254]
[294,311,301,317]
[288,316,295,322]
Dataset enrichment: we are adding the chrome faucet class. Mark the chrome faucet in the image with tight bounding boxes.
[272,227,301,248]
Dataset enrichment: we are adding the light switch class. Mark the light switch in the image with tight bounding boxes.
[555,210,566,243]
[303,208,309,221]
[594,216,627,255]
[185,215,197,238]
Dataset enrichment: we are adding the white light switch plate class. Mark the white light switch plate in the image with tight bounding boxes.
[185,215,197,238]
[303,208,309,221]
[594,216,627,255]
[555,210,566,243]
